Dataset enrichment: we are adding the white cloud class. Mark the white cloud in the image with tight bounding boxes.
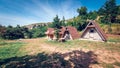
[0,13,39,26]
[0,0,82,26]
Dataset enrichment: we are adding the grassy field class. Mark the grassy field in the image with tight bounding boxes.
[0,34,120,68]
[0,39,26,60]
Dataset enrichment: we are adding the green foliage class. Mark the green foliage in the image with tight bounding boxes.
[66,15,88,31]
[30,26,47,38]
[52,15,61,28]
[2,25,24,40]
[54,28,60,41]
[117,5,120,15]
[22,27,32,38]
[0,24,47,39]
[87,11,98,20]
[51,15,66,41]
[77,6,87,16]
[61,16,66,26]
[98,0,118,23]
[0,25,6,38]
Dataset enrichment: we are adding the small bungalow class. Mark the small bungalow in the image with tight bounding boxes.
[45,26,80,40]
[80,20,107,42]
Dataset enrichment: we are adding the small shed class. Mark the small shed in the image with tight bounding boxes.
[80,21,107,41]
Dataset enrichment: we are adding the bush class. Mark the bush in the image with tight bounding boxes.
[30,26,47,38]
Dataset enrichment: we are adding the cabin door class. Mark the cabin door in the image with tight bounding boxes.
[64,31,70,40]
[64,34,70,40]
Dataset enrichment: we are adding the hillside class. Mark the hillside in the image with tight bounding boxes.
[24,22,51,29]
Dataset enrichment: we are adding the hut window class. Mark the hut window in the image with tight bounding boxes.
[89,23,93,25]
[89,29,94,33]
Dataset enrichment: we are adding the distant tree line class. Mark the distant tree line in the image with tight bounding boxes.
[0,24,47,40]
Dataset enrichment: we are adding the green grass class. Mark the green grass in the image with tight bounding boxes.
[108,38,120,43]
[0,40,26,60]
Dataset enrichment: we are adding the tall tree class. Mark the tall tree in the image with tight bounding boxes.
[52,15,61,28]
[98,0,117,23]
[61,16,66,26]
[77,6,87,16]
[116,5,120,23]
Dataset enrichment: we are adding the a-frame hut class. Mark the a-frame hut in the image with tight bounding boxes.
[80,21,107,41]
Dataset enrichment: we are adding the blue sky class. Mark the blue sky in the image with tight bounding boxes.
[0,0,120,26]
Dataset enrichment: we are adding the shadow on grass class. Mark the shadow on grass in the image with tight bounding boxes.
[0,50,98,68]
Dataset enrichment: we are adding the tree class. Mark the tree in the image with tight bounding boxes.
[76,6,88,31]
[98,0,117,23]
[52,15,61,28]
[77,6,87,16]
[52,15,62,41]
[116,5,120,23]
[2,25,24,40]
[54,28,60,41]
[0,25,6,38]
[117,5,120,15]
[21,27,32,38]
[87,11,98,20]
[30,26,47,38]
[66,16,87,31]
[61,16,66,26]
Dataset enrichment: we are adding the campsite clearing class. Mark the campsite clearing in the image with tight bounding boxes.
[0,34,120,68]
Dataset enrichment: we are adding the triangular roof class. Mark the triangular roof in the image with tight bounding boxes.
[45,26,80,40]
[66,26,80,39]
[81,20,107,41]
[45,28,54,35]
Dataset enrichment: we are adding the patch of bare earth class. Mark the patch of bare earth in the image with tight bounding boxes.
[97,50,120,62]
[20,38,65,55]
